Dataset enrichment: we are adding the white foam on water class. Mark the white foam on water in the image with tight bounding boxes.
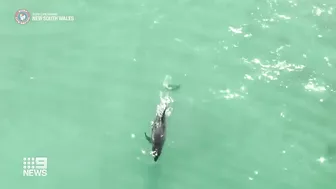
[162,75,172,89]
[229,26,243,34]
[158,90,174,117]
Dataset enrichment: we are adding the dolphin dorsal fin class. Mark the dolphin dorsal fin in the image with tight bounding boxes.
[159,106,168,123]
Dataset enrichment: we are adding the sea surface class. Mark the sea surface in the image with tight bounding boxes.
[0,0,336,189]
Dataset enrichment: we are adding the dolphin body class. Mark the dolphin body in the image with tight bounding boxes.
[145,106,168,162]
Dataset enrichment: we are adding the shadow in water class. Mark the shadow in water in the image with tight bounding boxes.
[144,163,163,189]
[326,142,336,163]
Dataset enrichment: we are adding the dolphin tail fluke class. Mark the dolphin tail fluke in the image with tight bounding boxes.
[165,84,180,91]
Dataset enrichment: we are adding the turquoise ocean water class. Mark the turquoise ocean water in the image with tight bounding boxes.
[1,0,336,188]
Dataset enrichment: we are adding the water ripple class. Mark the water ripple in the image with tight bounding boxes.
[304,78,327,92]
[312,5,334,16]
[206,86,248,101]
[242,56,305,82]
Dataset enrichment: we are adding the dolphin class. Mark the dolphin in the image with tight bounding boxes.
[164,84,180,91]
[145,106,168,162]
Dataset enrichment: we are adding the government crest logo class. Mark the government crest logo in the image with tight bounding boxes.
[15,9,30,24]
